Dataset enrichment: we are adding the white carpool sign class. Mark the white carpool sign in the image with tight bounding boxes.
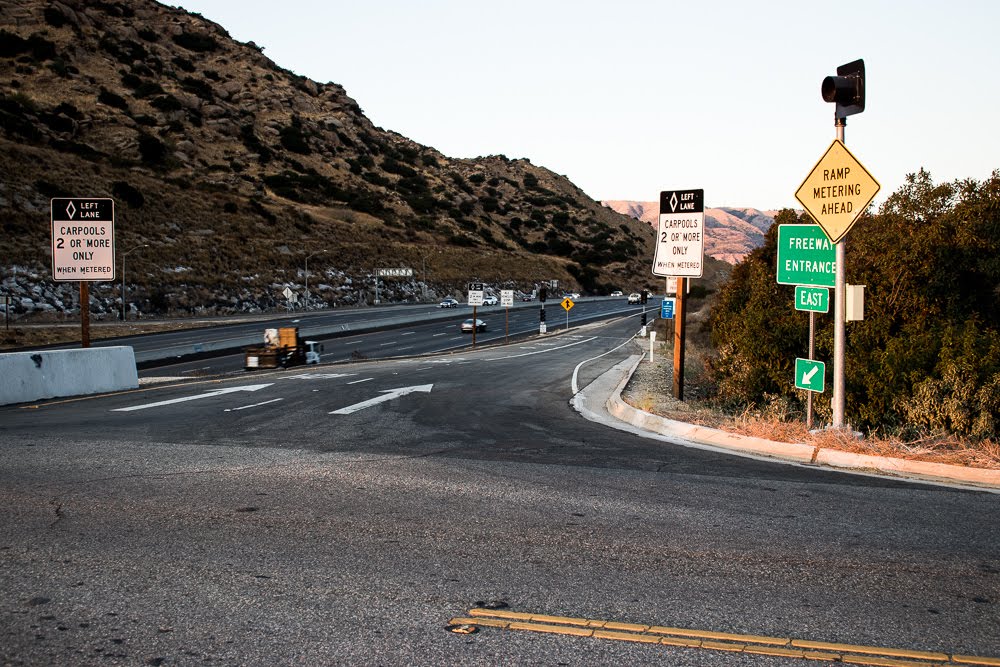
[467,282,484,306]
[500,289,514,307]
[653,189,704,278]
[51,198,115,281]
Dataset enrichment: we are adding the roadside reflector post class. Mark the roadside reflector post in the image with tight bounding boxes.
[649,330,657,363]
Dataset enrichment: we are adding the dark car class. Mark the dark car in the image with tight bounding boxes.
[460,318,486,333]
[439,298,459,308]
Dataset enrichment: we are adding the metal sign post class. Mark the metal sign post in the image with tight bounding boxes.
[796,59,877,430]
[561,297,574,330]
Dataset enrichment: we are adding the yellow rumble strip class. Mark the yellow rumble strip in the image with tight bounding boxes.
[447,608,1000,666]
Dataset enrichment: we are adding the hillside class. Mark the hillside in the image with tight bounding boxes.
[602,200,776,264]
[0,0,658,319]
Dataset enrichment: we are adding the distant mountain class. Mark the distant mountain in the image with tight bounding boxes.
[0,0,658,318]
[602,201,776,264]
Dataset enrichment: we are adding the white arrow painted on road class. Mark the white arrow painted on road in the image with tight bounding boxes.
[802,366,819,385]
[329,384,433,415]
[112,383,273,412]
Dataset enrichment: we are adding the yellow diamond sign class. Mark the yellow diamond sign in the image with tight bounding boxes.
[795,139,880,244]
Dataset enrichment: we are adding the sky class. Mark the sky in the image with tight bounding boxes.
[174,0,1000,211]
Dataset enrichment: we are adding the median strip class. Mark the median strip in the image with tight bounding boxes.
[449,608,998,666]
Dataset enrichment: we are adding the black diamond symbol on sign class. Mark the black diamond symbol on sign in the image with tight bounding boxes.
[66,202,76,219]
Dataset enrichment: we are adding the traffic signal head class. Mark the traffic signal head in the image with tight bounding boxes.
[821,59,865,118]
[538,286,547,302]
[641,290,648,304]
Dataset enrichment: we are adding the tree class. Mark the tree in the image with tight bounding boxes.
[708,170,1000,438]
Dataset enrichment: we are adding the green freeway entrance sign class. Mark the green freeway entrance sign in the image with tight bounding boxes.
[776,224,835,287]
[795,358,826,393]
[795,286,829,313]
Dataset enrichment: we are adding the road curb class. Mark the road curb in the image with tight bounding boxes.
[594,354,1000,492]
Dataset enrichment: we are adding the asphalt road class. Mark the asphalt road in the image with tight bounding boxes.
[1,314,998,666]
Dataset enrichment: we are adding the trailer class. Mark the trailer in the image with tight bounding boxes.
[244,327,322,370]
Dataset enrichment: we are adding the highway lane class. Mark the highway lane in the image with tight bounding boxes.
[137,297,658,377]
[2,314,996,665]
[82,297,654,366]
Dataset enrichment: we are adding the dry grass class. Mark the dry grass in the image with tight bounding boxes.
[725,414,1000,469]
[624,342,1000,471]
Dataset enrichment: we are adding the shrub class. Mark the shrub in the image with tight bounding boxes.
[112,181,145,208]
[98,87,129,110]
[172,32,218,53]
[172,56,196,72]
[180,76,214,100]
[279,122,310,155]
[137,132,168,165]
[709,171,1000,438]
[150,94,182,111]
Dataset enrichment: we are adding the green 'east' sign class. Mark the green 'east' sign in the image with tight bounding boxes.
[795,286,829,313]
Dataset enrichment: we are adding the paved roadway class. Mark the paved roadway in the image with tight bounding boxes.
[1,314,998,665]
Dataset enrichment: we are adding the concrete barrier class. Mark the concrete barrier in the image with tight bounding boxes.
[0,347,139,405]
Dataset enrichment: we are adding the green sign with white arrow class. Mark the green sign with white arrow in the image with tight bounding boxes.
[795,358,826,393]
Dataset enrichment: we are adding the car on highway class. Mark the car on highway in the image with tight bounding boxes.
[610,290,623,297]
[460,318,487,333]
[439,298,459,308]
[482,295,499,306]
[462,317,486,333]
[520,293,533,301]
[627,292,642,304]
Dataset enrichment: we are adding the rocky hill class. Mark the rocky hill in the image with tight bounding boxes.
[0,0,659,319]
[602,200,776,264]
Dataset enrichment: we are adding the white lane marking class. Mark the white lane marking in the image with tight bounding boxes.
[347,378,374,385]
[432,333,447,337]
[112,384,273,412]
[571,336,637,394]
[225,398,284,412]
[283,373,357,380]
[379,341,397,346]
[401,331,416,336]
[329,384,434,415]
[397,346,415,351]
[484,337,598,363]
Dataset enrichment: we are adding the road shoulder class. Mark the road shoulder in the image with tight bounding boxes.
[573,353,1000,493]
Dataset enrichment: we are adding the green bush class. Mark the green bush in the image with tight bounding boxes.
[709,171,1000,438]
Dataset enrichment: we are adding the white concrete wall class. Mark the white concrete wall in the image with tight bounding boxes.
[0,347,139,405]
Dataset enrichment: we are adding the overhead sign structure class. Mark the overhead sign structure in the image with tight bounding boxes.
[467,282,484,307]
[795,286,829,313]
[560,297,574,312]
[776,224,836,287]
[500,289,514,308]
[661,298,676,319]
[50,198,115,281]
[794,139,880,244]
[795,358,826,393]
[376,268,413,277]
[653,189,704,278]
